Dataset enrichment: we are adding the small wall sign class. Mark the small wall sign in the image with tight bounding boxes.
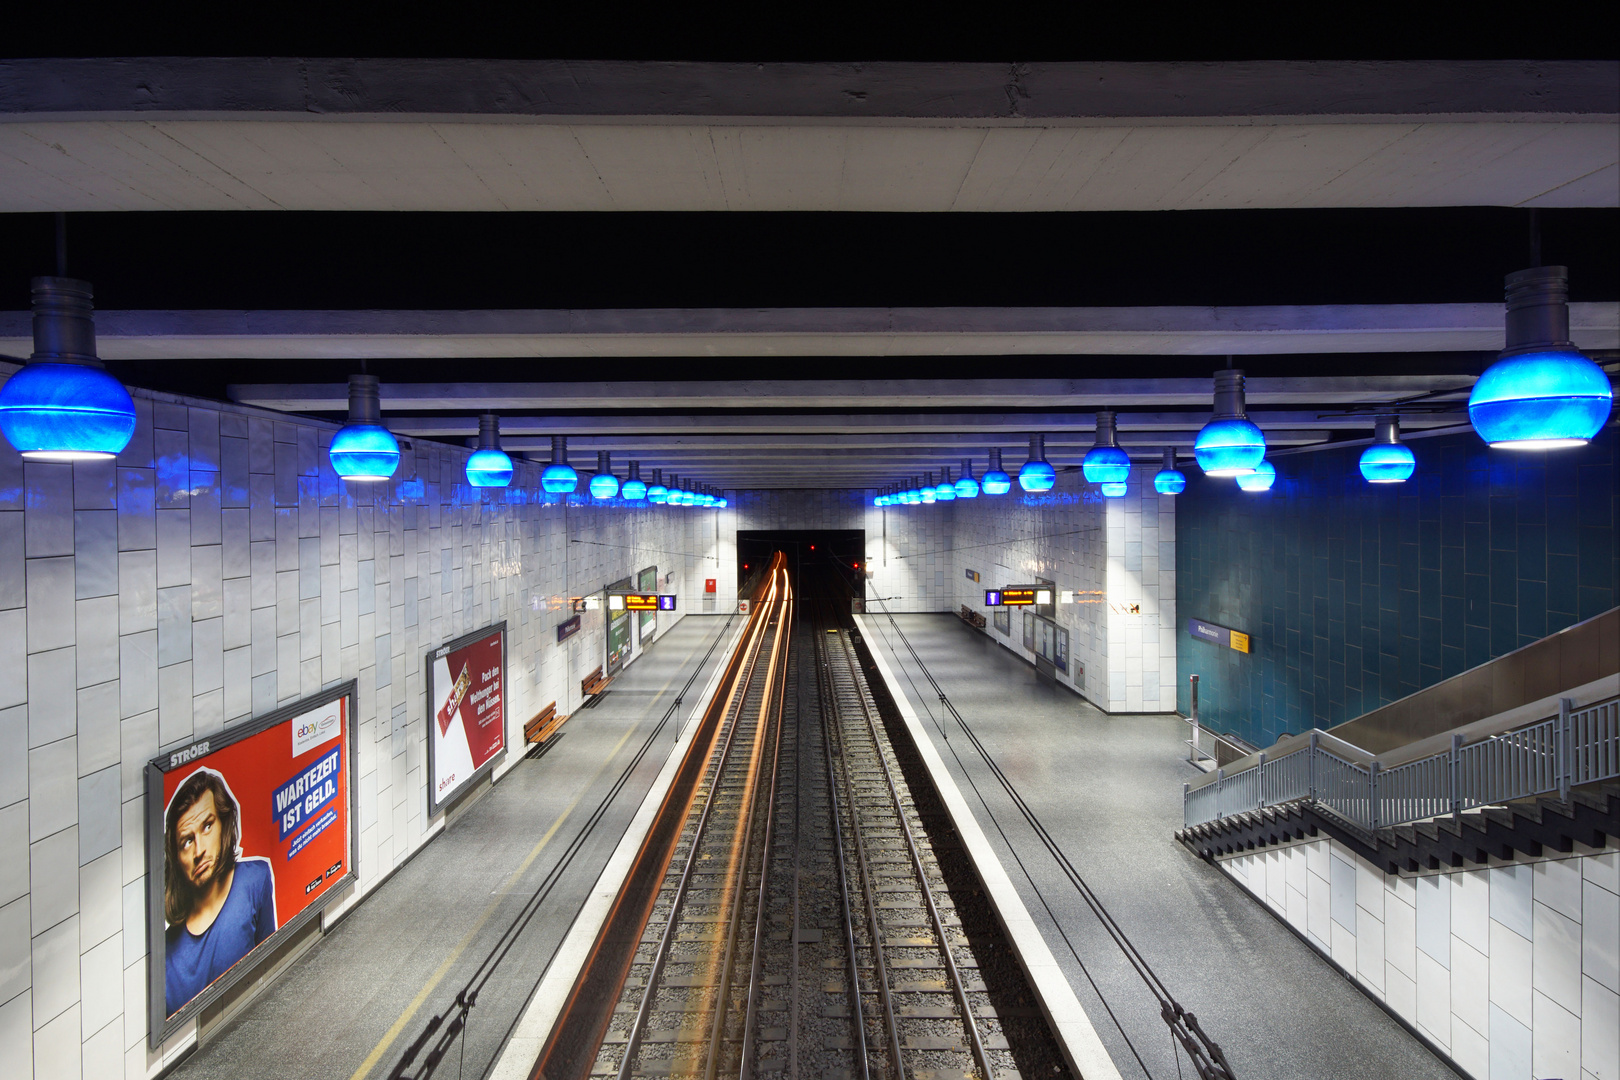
[556,615,582,643]
[1188,618,1250,654]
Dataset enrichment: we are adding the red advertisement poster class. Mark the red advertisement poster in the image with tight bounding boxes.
[147,686,354,1045]
[427,624,506,816]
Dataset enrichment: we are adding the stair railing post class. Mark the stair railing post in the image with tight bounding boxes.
[1450,733,1463,820]
[1256,751,1267,809]
[1368,761,1381,831]
[1309,731,1319,802]
[1215,767,1224,821]
[1188,673,1201,764]
[1183,782,1190,828]
[1559,697,1573,802]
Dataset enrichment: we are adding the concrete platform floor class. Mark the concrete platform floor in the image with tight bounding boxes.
[858,612,1457,1080]
[170,614,738,1080]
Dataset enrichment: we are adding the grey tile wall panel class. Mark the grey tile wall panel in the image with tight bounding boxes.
[122,878,144,966]
[73,682,119,777]
[119,794,144,888]
[156,662,193,747]
[249,606,275,677]
[0,896,28,1001]
[274,441,298,506]
[275,569,299,635]
[115,468,155,552]
[0,705,24,808]
[298,598,320,659]
[71,461,114,512]
[152,402,188,433]
[155,508,190,587]
[249,474,276,540]
[0,512,21,610]
[0,802,26,905]
[26,556,75,652]
[77,850,120,951]
[153,428,189,509]
[194,687,224,737]
[220,434,249,508]
[28,825,78,928]
[23,462,73,558]
[192,543,223,620]
[76,766,120,865]
[276,632,299,697]
[0,610,20,710]
[247,416,273,472]
[190,473,222,545]
[188,407,220,472]
[78,935,122,1047]
[155,585,192,667]
[115,397,153,469]
[219,411,247,440]
[222,647,251,722]
[0,449,17,513]
[249,540,275,608]
[118,709,156,801]
[118,631,159,715]
[116,550,156,635]
[72,510,117,600]
[221,577,251,650]
[28,914,78,1024]
[250,671,276,717]
[298,538,320,601]
[26,648,76,747]
[192,617,223,694]
[221,508,250,578]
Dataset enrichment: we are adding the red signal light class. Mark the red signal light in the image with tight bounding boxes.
[809,544,815,550]
[853,562,860,569]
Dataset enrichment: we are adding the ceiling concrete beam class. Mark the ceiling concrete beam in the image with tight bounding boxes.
[12,304,1616,360]
[3,62,1613,213]
[6,59,1614,121]
[228,374,1476,412]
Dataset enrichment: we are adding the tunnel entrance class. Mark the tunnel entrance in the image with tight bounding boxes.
[737,530,865,602]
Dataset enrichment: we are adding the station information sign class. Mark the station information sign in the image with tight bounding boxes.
[609,593,678,611]
[985,586,1052,607]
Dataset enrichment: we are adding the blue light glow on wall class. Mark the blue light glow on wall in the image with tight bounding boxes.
[1177,426,1619,747]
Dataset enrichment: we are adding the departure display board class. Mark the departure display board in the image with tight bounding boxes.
[986,586,1051,607]
[610,593,678,611]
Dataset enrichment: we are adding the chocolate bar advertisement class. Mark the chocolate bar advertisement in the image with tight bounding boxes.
[426,623,507,816]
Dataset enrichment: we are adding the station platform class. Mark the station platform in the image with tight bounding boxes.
[856,612,1458,1080]
[166,615,740,1080]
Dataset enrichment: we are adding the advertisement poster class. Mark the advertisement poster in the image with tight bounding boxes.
[607,613,632,673]
[637,565,658,644]
[427,623,507,818]
[146,683,356,1046]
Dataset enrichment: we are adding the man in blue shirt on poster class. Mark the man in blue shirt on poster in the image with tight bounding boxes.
[163,769,277,1016]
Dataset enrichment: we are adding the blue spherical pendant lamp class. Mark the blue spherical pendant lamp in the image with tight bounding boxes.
[465,413,513,487]
[921,471,938,504]
[1359,415,1416,483]
[1082,410,1132,485]
[1018,435,1057,493]
[980,449,1013,495]
[1236,458,1277,492]
[588,451,620,499]
[0,277,137,461]
[621,460,647,500]
[329,374,401,481]
[935,468,957,502]
[1153,448,1187,494]
[1101,481,1128,497]
[1194,369,1266,476]
[541,436,579,494]
[1469,267,1612,449]
[646,468,669,504]
[954,459,980,498]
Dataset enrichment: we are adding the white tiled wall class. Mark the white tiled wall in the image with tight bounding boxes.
[1223,838,1620,1080]
[0,385,713,1079]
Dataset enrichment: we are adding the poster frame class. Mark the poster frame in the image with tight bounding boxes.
[424,621,508,819]
[145,679,359,1049]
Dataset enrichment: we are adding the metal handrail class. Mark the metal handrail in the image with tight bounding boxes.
[1184,695,1620,831]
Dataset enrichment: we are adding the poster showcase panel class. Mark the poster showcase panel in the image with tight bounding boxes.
[427,622,507,817]
[146,682,357,1046]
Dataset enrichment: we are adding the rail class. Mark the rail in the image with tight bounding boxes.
[1184,695,1620,830]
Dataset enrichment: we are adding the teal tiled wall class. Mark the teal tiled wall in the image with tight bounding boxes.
[1175,427,1619,747]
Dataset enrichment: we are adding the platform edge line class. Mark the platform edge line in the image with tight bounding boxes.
[486,615,753,1080]
[853,613,1126,1080]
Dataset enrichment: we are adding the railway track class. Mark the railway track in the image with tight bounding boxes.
[534,556,1067,1080]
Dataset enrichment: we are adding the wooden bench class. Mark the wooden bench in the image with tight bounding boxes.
[581,665,614,698]
[524,701,569,745]
[958,605,987,630]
